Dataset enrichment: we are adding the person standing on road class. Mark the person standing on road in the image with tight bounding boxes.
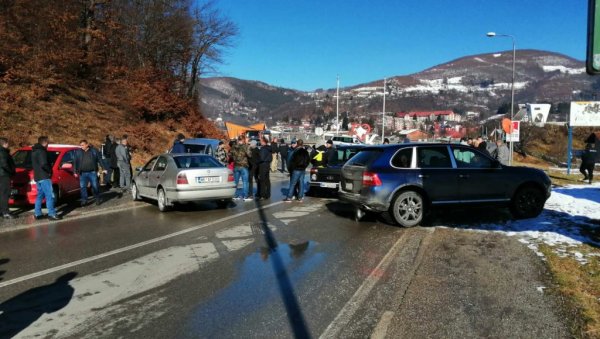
[216,141,228,165]
[324,140,336,166]
[248,140,260,198]
[102,135,114,187]
[278,139,288,173]
[258,137,273,200]
[109,137,120,187]
[580,133,598,184]
[116,136,132,192]
[496,140,510,166]
[475,136,490,156]
[32,136,61,220]
[74,140,106,206]
[0,138,16,219]
[284,139,310,203]
[270,137,279,173]
[230,136,252,201]
[172,133,186,153]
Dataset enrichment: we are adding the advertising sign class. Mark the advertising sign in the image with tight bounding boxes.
[570,101,600,127]
[506,121,520,142]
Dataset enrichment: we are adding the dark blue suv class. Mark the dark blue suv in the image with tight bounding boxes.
[339,143,552,227]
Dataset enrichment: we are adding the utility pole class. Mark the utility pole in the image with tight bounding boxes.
[336,75,340,135]
[382,78,386,142]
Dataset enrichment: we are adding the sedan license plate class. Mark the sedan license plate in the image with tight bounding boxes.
[197,176,221,184]
[345,182,353,191]
[320,182,338,188]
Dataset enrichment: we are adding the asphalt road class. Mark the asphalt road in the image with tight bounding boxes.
[0,178,570,338]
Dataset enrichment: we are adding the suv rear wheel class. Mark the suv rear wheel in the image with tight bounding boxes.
[391,191,423,227]
[510,186,545,219]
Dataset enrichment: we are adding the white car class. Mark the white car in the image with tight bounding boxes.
[132,154,235,211]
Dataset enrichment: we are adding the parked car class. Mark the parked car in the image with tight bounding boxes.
[332,135,363,146]
[132,154,235,212]
[170,138,221,157]
[308,145,364,194]
[339,143,552,227]
[9,144,81,205]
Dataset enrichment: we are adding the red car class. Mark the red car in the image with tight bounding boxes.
[9,144,81,206]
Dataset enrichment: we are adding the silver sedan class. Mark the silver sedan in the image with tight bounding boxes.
[132,154,236,211]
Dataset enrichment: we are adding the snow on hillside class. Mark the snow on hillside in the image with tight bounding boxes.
[401,79,528,94]
[542,65,586,74]
[453,184,600,265]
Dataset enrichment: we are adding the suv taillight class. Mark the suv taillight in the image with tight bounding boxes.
[310,168,318,174]
[228,174,234,182]
[362,171,382,187]
[176,173,189,185]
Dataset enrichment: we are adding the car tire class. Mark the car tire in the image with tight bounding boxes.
[510,186,545,219]
[157,188,170,212]
[391,191,424,228]
[131,182,140,201]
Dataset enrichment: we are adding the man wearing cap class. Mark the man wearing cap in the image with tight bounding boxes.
[324,139,336,167]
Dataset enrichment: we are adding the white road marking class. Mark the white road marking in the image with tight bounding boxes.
[369,311,395,339]
[222,239,255,252]
[319,228,434,339]
[0,201,284,289]
[17,243,219,338]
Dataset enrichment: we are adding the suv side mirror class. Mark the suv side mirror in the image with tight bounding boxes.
[61,163,73,171]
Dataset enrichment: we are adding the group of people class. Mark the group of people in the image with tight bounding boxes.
[460,136,510,165]
[0,135,134,222]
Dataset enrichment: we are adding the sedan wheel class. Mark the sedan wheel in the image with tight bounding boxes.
[131,183,140,201]
[511,186,545,219]
[391,191,423,227]
[157,188,170,212]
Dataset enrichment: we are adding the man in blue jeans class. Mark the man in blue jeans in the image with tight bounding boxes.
[31,136,61,220]
[283,139,310,203]
[74,140,106,206]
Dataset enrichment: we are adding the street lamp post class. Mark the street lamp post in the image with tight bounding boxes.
[336,75,340,135]
[487,32,516,166]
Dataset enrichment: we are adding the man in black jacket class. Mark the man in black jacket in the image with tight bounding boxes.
[0,138,16,219]
[248,140,260,198]
[32,136,61,221]
[74,140,106,206]
[109,137,120,187]
[278,139,288,173]
[283,139,310,202]
[257,137,273,200]
[580,133,599,184]
[102,135,113,186]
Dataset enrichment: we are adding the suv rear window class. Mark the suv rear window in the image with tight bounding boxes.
[417,147,452,168]
[182,144,206,154]
[345,149,382,167]
[174,155,222,169]
[13,150,60,169]
[391,147,413,168]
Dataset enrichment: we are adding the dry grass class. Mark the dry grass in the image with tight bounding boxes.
[540,244,600,338]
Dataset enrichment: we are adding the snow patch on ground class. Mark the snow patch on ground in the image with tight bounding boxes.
[455,183,600,265]
[542,65,586,74]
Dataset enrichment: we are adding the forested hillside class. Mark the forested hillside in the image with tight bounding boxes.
[0,0,236,163]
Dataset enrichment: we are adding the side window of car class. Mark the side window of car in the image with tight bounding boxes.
[453,147,493,168]
[154,157,168,171]
[61,150,74,165]
[143,157,158,171]
[417,147,452,168]
[391,148,413,168]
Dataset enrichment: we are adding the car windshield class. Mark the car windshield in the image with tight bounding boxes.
[174,155,222,169]
[182,144,206,153]
[12,150,60,169]
[344,149,382,167]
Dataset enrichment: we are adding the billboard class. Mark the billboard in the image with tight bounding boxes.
[570,101,600,126]
[527,104,551,126]
[506,121,520,142]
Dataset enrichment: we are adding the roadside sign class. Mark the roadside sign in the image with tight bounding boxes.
[506,121,520,142]
[588,0,600,74]
[570,101,600,126]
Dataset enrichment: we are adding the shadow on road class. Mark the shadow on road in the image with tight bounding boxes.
[0,272,78,338]
[553,186,600,204]
[0,258,9,281]
[254,199,311,339]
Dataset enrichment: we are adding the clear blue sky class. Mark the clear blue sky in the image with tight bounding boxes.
[211,0,587,91]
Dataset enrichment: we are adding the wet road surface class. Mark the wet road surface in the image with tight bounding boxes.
[0,179,570,338]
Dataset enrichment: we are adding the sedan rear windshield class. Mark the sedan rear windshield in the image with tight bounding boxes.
[344,149,382,167]
[174,155,222,169]
[330,148,362,165]
[12,150,60,169]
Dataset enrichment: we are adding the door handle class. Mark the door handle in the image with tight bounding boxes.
[459,174,470,179]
